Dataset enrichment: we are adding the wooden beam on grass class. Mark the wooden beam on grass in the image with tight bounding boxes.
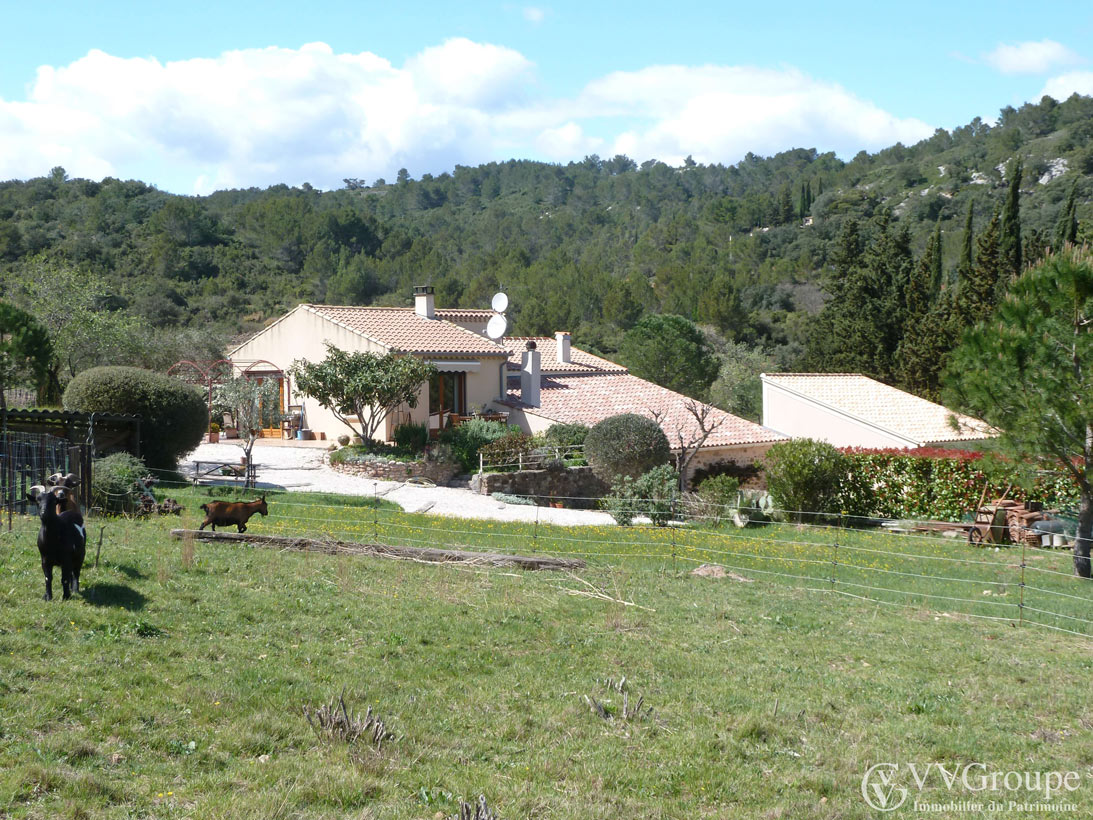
[169,529,585,571]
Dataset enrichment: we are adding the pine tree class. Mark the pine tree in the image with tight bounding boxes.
[1000,157,1022,278]
[798,182,808,220]
[1055,178,1079,250]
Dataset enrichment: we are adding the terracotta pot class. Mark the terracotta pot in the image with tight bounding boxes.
[208,432,220,443]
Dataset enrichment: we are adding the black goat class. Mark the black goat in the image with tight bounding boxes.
[29,484,87,601]
[46,472,82,515]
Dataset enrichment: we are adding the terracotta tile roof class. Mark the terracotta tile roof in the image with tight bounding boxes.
[761,373,996,443]
[435,309,494,323]
[501,338,628,374]
[304,305,508,356]
[499,373,786,448]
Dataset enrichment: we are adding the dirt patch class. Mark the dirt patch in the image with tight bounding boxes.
[691,564,753,582]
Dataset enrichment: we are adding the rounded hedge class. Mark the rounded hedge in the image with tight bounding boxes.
[584,413,670,483]
[63,366,207,469]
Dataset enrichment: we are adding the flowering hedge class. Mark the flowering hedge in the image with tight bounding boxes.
[838,448,1080,521]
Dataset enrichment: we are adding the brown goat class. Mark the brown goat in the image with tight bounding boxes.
[199,496,268,533]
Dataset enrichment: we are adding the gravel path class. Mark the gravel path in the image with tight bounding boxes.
[181,441,615,526]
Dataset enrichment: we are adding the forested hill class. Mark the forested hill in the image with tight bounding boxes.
[1,93,1092,405]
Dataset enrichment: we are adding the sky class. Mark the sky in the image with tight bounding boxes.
[2,0,1093,194]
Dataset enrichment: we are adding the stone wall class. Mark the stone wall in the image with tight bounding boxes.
[329,458,460,484]
[469,466,610,508]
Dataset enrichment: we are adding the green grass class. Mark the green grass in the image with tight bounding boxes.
[1,488,1093,818]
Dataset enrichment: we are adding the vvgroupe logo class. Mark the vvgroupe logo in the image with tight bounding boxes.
[861,762,1081,813]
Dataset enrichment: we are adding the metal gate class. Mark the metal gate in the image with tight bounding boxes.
[0,431,90,528]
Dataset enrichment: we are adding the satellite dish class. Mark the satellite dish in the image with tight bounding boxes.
[491,292,509,313]
[486,314,508,340]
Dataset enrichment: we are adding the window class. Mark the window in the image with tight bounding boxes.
[429,371,466,417]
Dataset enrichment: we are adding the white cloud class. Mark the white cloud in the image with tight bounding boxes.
[523,6,546,24]
[571,65,934,166]
[983,39,1082,75]
[0,42,936,193]
[1041,71,1093,100]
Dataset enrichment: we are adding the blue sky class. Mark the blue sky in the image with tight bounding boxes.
[2,1,1092,193]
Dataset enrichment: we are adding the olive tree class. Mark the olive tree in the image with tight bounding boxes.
[215,376,285,479]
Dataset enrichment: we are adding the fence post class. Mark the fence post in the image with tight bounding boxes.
[831,540,839,590]
[373,482,379,544]
[1018,538,1026,627]
[671,499,677,575]
[533,502,540,553]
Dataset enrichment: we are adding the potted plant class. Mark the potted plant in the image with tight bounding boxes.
[208,422,221,443]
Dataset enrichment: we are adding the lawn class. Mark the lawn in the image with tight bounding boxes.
[1,487,1092,818]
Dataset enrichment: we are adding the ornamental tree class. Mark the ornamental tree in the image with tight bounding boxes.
[944,247,1093,578]
[290,343,436,443]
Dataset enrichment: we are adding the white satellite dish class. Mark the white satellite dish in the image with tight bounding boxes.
[491,291,509,313]
[486,314,508,340]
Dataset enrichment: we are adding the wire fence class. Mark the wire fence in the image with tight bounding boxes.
[0,431,91,528]
[9,462,1093,641]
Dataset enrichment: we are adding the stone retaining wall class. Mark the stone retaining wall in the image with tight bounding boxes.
[329,458,460,484]
[469,466,610,508]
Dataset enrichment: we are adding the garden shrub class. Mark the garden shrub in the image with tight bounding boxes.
[392,422,428,454]
[584,413,670,484]
[543,423,590,449]
[687,474,740,525]
[491,492,536,506]
[601,464,680,527]
[763,438,850,523]
[438,419,519,472]
[479,432,535,469]
[64,366,207,469]
[91,452,148,513]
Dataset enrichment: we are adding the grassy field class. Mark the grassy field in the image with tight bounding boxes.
[1,487,1093,818]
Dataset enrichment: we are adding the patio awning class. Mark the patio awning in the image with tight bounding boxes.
[427,360,481,373]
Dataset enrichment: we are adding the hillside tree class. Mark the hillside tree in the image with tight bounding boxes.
[944,247,1093,578]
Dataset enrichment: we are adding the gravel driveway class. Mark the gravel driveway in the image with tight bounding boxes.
[181,441,615,526]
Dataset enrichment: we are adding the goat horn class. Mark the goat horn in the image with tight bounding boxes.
[27,485,46,501]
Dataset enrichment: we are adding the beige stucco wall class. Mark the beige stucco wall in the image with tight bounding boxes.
[684,443,778,489]
[231,306,508,442]
[487,404,557,435]
[761,381,917,449]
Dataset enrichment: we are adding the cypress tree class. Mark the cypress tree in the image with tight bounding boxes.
[954,209,1002,327]
[1055,178,1079,250]
[1000,157,1022,278]
[959,200,974,279]
[929,221,944,297]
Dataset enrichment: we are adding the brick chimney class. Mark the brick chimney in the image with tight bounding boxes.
[414,285,435,318]
[555,331,571,364]
[520,341,541,406]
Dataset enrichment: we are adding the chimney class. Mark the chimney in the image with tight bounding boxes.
[520,341,541,407]
[555,331,571,364]
[413,285,435,319]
